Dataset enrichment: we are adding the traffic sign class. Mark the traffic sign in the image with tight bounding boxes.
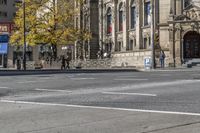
[144,57,152,69]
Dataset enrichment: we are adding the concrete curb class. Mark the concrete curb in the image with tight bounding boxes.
[0,69,140,76]
[0,67,198,76]
[142,68,197,72]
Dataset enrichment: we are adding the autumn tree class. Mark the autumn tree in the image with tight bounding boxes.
[10,0,90,59]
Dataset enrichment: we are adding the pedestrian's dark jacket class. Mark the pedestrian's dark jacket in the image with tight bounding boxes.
[159,52,165,60]
[61,57,65,64]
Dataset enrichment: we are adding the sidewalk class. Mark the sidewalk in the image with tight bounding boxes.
[0,66,199,76]
[0,68,140,76]
[142,66,198,72]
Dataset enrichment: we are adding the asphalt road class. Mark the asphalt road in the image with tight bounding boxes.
[1,71,200,133]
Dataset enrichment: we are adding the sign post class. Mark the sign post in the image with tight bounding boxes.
[23,0,27,70]
[144,57,152,70]
[151,0,155,69]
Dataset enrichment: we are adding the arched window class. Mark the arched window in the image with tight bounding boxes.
[184,0,192,8]
[144,1,151,26]
[107,7,112,34]
[130,0,136,29]
[118,3,123,31]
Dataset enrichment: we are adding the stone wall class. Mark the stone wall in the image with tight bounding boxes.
[111,51,151,68]
[8,50,170,70]
[71,50,170,69]
[72,58,112,69]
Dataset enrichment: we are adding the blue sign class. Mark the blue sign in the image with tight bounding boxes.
[0,35,9,43]
[0,43,8,54]
[144,57,152,69]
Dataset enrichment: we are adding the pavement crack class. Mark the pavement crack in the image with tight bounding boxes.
[141,121,200,133]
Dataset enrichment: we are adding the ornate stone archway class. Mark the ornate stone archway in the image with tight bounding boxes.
[183,31,200,58]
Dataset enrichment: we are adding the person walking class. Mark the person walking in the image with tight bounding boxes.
[66,55,70,69]
[16,57,21,70]
[50,57,53,67]
[159,50,165,68]
[61,56,66,70]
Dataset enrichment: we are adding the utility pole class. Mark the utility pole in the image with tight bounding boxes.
[170,0,176,67]
[51,0,58,59]
[173,0,176,67]
[23,0,26,70]
[151,0,155,69]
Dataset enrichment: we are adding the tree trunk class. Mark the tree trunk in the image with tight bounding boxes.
[51,44,57,60]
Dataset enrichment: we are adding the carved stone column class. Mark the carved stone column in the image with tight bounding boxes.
[135,0,142,50]
[111,2,116,53]
[168,22,178,67]
[170,0,175,15]
[175,27,182,66]
[122,0,128,52]
[176,0,182,15]
[99,0,103,50]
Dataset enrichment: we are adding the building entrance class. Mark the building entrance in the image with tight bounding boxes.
[0,34,9,68]
[0,54,3,67]
[184,31,200,58]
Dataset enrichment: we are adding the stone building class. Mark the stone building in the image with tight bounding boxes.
[74,0,99,60]
[99,0,159,68]
[0,0,18,22]
[77,0,200,68]
[0,0,46,69]
[2,0,200,69]
[168,0,200,67]
[99,0,200,68]
[0,0,18,68]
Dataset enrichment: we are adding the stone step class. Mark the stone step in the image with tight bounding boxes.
[183,58,200,68]
[182,63,200,68]
[186,59,200,64]
[182,63,192,68]
[190,66,200,69]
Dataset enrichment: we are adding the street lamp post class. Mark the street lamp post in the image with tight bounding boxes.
[151,0,155,69]
[172,23,176,68]
[23,0,26,70]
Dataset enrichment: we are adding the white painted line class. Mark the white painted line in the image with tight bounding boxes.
[70,78,96,80]
[191,74,200,76]
[0,87,9,89]
[1,99,200,116]
[40,78,52,80]
[118,76,138,78]
[35,88,72,93]
[17,81,45,84]
[102,92,157,97]
[114,78,148,81]
[159,74,171,76]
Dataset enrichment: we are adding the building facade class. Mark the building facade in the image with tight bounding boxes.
[95,0,200,68]
[0,0,39,69]
[2,0,200,69]
[99,0,159,68]
[74,0,99,60]
[0,0,18,22]
[0,0,74,69]
[169,0,200,67]
[0,0,18,68]
[99,0,200,67]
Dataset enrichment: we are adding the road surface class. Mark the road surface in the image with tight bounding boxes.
[0,71,200,133]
